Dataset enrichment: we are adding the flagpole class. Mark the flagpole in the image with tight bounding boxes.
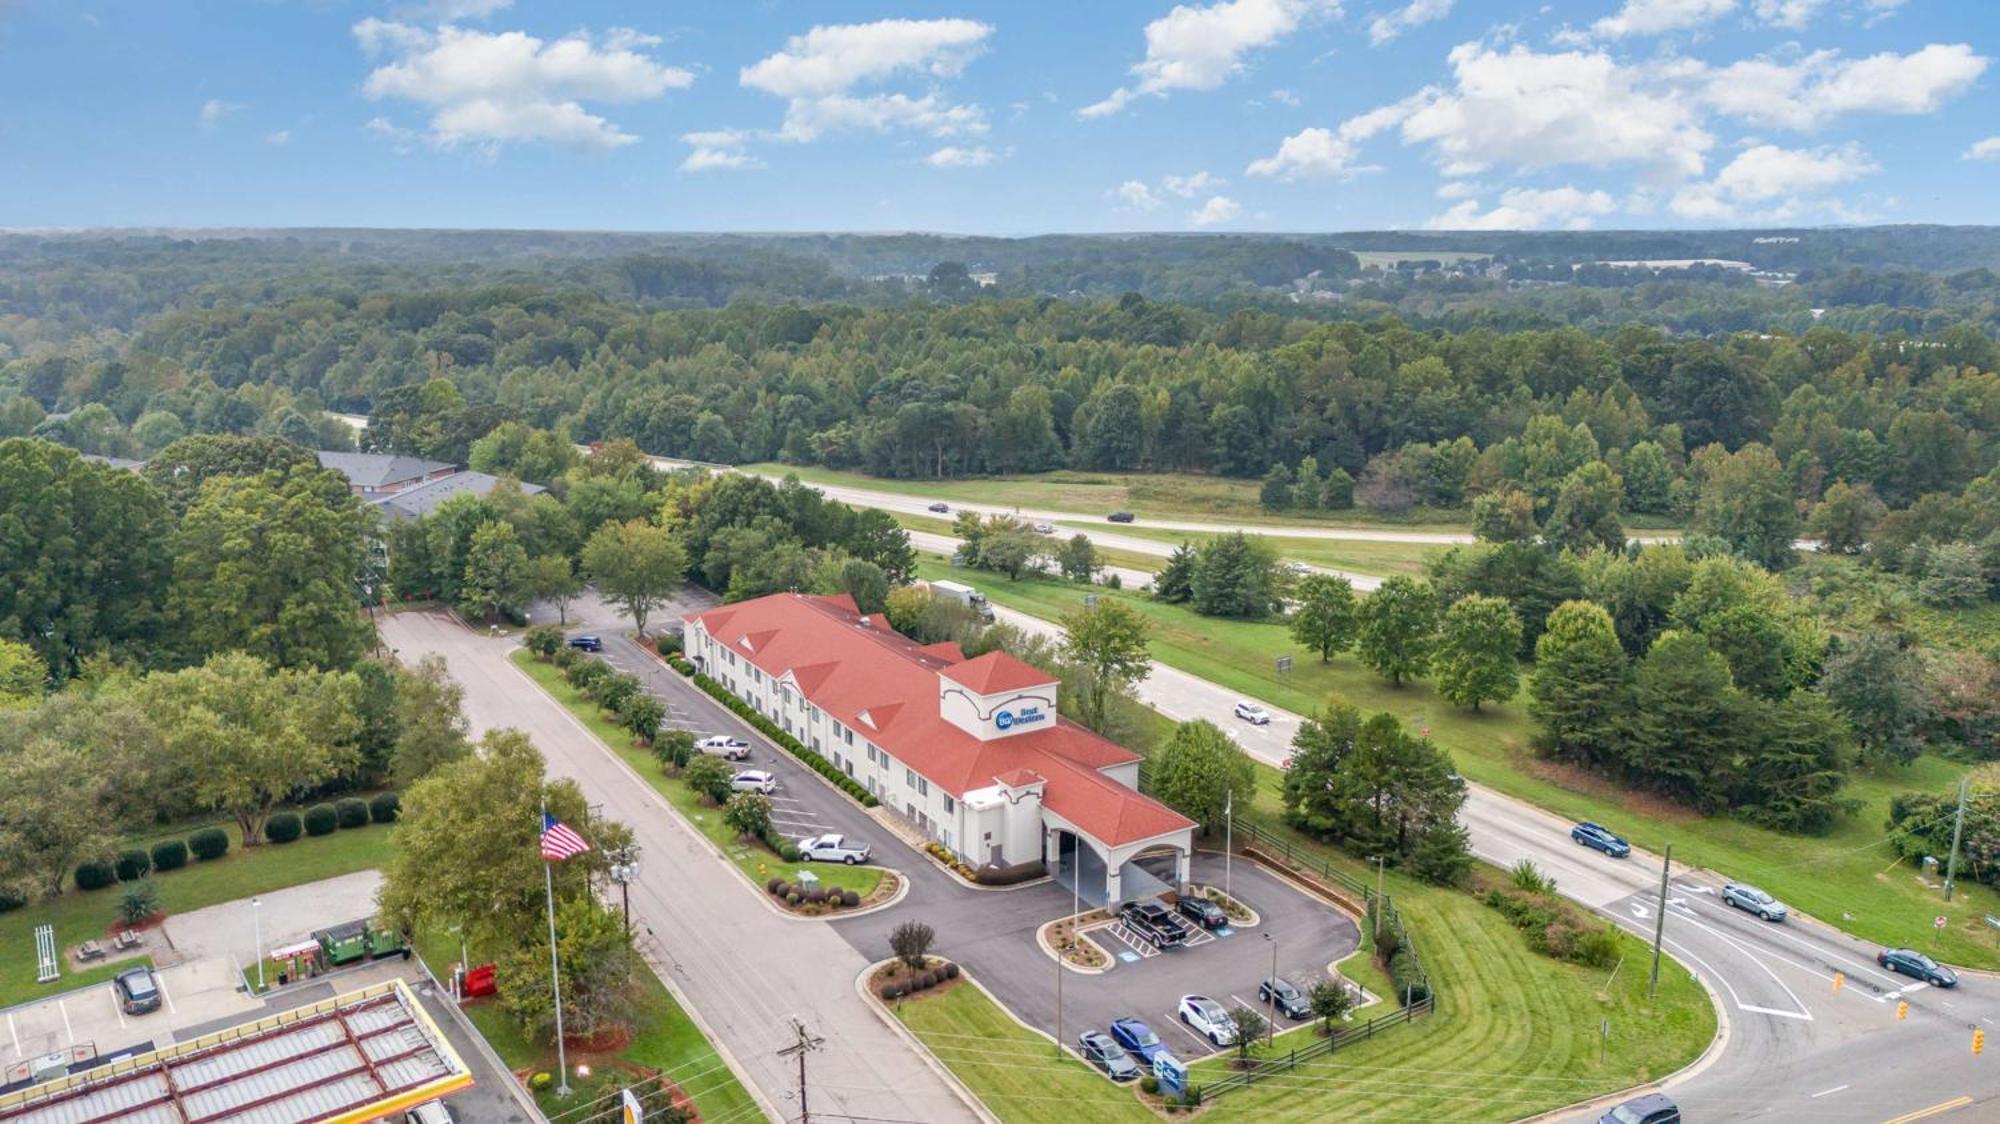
[544,799,572,1097]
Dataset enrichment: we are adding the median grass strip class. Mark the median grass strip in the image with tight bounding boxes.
[511,649,883,898]
[926,561,2000,970]
[1060,521,1441,577]
[0,820,393,1008]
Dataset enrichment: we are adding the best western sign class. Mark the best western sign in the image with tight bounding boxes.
[993,703,1049,731]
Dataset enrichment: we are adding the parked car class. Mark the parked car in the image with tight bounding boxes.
[1285,561,1312,575]
[1107,511,1136,523]
[403,1102,458,1124]
[1233,701,1271,725]
[696,735,752,761]
[1110,1017,1167,1064]
[1259,976,1311,1021]
[730,769,777,795]
[1721,882,1787,922]
[927,502,950,513]
[1879,947,1958,987]
[1597,1092,1680,1124]
[566,635,603,652]
[1118,900,1190,948]
[1033,522,1056,534]
[114,966,162,1015]
[1175,895,1228,929]
[1177,995,1237,1047]
[1570,821,1631,858]
[1077,1029,1141,1081]
[797,834,872,865]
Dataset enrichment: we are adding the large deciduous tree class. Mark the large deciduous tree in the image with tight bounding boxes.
[1434,595,1522,711]
[1543,461,1626,555]
[1059,599,1152,733]
[583,518,687,637]
[1356,576,1440,687]
[0,723,115,897]
[1690,443,1800,570]
[1819,631,1931,767]
[1530,601,1628,768]
[1281,704,1469,884]
[458,519,530,622]
[1147,719,1255,833]
[391,654,472,786]
[1289,574,1359,663]
[142,434,317,515]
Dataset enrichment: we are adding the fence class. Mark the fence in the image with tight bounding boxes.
[1193,994,1436,1100]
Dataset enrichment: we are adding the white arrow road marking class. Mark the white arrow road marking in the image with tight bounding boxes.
[1629,903,1651,920]
[1677,883,1716,894]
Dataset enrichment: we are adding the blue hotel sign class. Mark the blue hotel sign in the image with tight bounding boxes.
[993,704,1048,731]
[1153,1051,1188,1099]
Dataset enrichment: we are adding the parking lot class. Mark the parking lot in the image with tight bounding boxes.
[1,957,262,1084]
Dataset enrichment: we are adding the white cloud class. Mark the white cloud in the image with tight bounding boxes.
[1592,0,1736,39]
[1427,185,1616,229]
[1435,180,1480,198]
[679,128,762,171]
[1966,137,2000,162]
[925,144,995,167]
[1398,43,1712,178]
[1245,98,1406,178]
[1187,195,1242,226]
[738,19,993,143]
[1163,170,1225,197]
[1698,44,1988,130]
[393,0,513,20]
[1270,88,1301,106]
[354,21,691,152]
[1669,142,1876,218]
[1110,180,1163,210]
[198,98,240,130]
[1081,0,1334,118]
[1750,0,1824,29]
[1369,0,1452,46]
[265,130,291,145]
[365,116,420,154]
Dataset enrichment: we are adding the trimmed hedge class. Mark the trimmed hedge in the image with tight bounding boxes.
[687,670,879,808]
[1388,948,1431,1006]
[882,960,955,999]
[0,887,24,913]
[335,798,370,829]
[265,812,303,844]
[150,839,188,872]
[75,860,116,892]
[115,848,151,882]
[369,791,401,823]
[189,827,230,861]
[303,804,339,837]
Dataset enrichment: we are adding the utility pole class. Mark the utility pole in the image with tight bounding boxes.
[777,1018,825,1124]
[1648,844,1673,1000]
[1055,936,1068,1058]
[1944,777,1970,903]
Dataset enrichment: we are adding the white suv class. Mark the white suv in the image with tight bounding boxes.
[1233,701,1270,725]
[697,735,751,761]
[731,770,777,795]
[1178,994,1237,1047]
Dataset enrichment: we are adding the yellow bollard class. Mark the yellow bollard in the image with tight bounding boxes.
[1833,971,1844,993]
[1897,1000,1910,1021]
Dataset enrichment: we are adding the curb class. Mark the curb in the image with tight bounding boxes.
[1033,915,1115,975]
[853,961,1006,1124]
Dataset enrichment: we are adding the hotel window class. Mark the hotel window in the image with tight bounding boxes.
[916,777,929,798]
[905,768,916,789]
[943,794,955,814]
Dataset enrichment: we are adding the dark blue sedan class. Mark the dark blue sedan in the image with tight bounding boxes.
[1110,1017,1167,1064]
[1571,822,1631,858]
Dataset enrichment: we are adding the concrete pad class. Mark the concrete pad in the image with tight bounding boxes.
[161,870,382,967]
[0,957,258,1075]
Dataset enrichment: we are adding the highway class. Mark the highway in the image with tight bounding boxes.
[983,600,2000,1122]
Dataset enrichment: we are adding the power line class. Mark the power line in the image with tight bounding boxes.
[776,1016,827,1124]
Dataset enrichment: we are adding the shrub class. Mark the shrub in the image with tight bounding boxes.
[1141,1076,1160,1095]
[683,755,734,804]
[780,842,801,863]
[114,849,151,882]
[654,729,696,771]
[563,659,606,691]
[657,631,683,655]
[0,887,25,913]
[767,877,786,894]
[265,812,303,844]
[890,920,935,970]
[786,891,803,906]
[74,860,115,892]
[723,793,774,840]
[369,791,401,823]
[1373,920,1403,962]
[1575,924,1622,970]
[530,1072,553,1091]
[150,840,188,872]
[189,827,230,861]
[689,671,879,807]
[550,645,582,672]
[335,797,370,829]
[523,624,564,659]
[880,983,904,1000]
[1388,948,1430,1006]
[303,804,338,837]
[118,881,160,925]
[842,890,861,908]
[943,961,960,979]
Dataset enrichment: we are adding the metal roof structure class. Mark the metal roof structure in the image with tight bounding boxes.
[0,979,472,1124]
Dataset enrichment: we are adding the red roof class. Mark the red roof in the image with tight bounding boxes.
[685,593,1193,847]
[940,650,1058,694]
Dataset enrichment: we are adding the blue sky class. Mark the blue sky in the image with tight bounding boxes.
[0,0,1994,233]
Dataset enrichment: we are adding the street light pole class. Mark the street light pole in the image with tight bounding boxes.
[1648,843,1673,1000]
[1264,932,1277,1045]
[252,897,264,992]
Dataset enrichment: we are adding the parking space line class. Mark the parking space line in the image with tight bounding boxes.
[156,974,175,1015]
[58,1000,73,1046]
[8,1011,18,1057]
[1166,1014,1213,1054]
[109,987,127,1030]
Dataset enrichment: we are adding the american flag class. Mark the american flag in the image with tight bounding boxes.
[540,813,592,862]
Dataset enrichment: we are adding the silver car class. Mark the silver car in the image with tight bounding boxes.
[1721,882,1787,922]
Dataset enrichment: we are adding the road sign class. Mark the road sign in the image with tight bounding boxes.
[1275,655,1293,673]
[1936,915,1949,929]
[1153,1051,1189,1100]
[1083,594,1098,608]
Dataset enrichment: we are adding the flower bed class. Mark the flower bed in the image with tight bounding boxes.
[871,957,963,1002]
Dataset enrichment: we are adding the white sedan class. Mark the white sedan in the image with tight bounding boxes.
[1178,995,1237,1047]
[730,770,776,795]
[1234,701,1271,725]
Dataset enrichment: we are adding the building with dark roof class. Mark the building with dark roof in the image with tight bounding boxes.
[314,451,458,496]
[366,471,544,522]
[685,592,1195,904]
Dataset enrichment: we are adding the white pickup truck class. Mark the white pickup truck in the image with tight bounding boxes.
[797,834,872,865]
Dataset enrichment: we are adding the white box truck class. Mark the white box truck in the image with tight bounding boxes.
[930,579,994,621]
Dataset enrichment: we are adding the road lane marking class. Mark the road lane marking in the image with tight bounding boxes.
[1810,1085,1849,1098]
[1882,1095,1973,1124]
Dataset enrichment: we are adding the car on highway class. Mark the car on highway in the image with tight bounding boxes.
[566,635,603,652]
[730,769,777,795]
[1175,894,1228,929]
[797,834,872,865]
[1878,947,1958,987]
[1118,900,1192,948]
[1596,1092,1680,1124]
[1570,821,1631,858]
[696,735,752,761]
[1108,511,1136,523]
[1109,1017,1167,1064]
[1077,1029,1141,1081]
[1285,560,1312,575]
[1177,995,1238,1047]
[1259,976,1311,1021]
[1033,522,1056,534]
[1720,882,1787,922]
[1233,701,1271,725]
[927,502,950,513]
[114,966,162,1015]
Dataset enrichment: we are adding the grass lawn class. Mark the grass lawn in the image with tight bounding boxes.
[411,932,757,1123]
[511,650,884,898]
[895,511,1168,576]
[0,820,394,1008]
[1066,522,1442,578]
[927,560,2000,970]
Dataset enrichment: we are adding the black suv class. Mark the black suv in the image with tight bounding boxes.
[567,635,603,652]
[1107,511,1136,523]
[1259,976,1311,1020]
[1175,895,1228,929]
[1118,901,1191,949]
